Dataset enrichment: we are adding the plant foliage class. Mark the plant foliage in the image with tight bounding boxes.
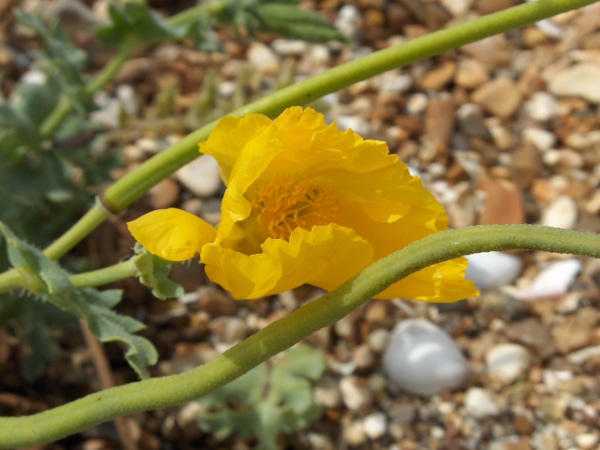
[196,344,326,449]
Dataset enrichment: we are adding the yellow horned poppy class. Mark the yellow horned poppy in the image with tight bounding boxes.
[128,107,478,301]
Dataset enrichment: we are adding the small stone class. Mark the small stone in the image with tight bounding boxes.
[383,319,471,396]
[377,71,413,94]
[477,176,525,225]
[363,412,387,440]
[148,178,180,209]
[175,155,222,198]
[540,196,578,229]
[457,103,493,141]
[505,318,556,359]
[406,93,428,114]
[466,252,522,290]
[525,92,559,122]
[440,0,472,16]
[455,59,489,89]
[271,39,308,56]
[247,42,281,76]
[461,35,511,68]
[353,344,376,370]
[522,128,556,151]
[339,377,373,411]
[420,61,457,91]
[509,258,582,301]
[472,78,522,119]
[314,375,342,408]
[575,433,599,449]
[548,63,600,104]
[566,345,600,365]
[334,116,371,136]
[485,343,532,385]
[343,420,366,446]
[552,307,599,354]
[335,5,361,40]
[367,329,390,353]
[464,388,501,418]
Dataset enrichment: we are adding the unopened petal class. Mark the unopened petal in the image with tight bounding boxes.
[127,208,217,262]
[201,224,373,299]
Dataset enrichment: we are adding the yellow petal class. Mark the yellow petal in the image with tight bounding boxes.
[201,224,373,299]
[199,114,273,184]
[375,257,478,302]
[127,208,217,261]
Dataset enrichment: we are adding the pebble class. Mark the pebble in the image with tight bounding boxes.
[566,345,600,365]
[339,377,373,411]
[271,39,308,56]
[367,329,389,353]
[382,319,471,396]
[464,388,501,418]
[477,176,525,225]
[485,343,531,385]
[522,128,556,151]
[504,318,556,359]
[406,93,428,114]
[456,103,493,141]
[509,258,582,301]
[552,307,599,354]
[465,252,522,290]
[472,78,522,119]
[440,0,473,17]
[525,92,559,122]
[247,42,281,76]
[455,58,489,89]
[540,196,578,229]
[343,420,366,446]
[548,63,600,104]
[335,5,361,40]
[420,61,456,91]
[148,178,180,209]
[175,155,222,198]
[376,71,413,94]
[362,412,388,440]
[314,375,342,408]
[334,116,371,136]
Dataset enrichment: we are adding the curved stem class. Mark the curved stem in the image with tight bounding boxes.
[0,225,599,448]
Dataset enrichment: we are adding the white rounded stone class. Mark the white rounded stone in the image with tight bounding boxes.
[464,388,501,418]
[363,412,388,440]
[485,343,531,385]
[465,252,523,290]
[176,154,222,198]
[382,319,471,396]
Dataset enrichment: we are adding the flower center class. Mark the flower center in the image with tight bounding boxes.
[251,173,340,240]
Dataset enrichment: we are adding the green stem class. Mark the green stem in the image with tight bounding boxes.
[1,224,599,447]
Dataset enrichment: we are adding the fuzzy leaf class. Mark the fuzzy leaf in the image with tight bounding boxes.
[133,243,184,300]
[0,223,158,379]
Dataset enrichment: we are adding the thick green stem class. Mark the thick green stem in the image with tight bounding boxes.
[0,225,599,448]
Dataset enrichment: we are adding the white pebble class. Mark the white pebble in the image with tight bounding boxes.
[508,258,582,301]
[271,39,307,56]
[525,92,559,122]
[363,412,388,440]
[247,42,281,76]
[176,155,222,198]
[523,127,556,151]
[465,252,522,290]
[540,196,578,229]
[382,319,471,396]
[485,343,531,385]
[464,388,501,418]
[334,116,371,136]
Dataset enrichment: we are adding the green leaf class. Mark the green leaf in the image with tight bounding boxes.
[196,344,325,448]
[0,223,158,379]
[132,243,184,300]
[249,3,348,43]
[94,2,187,47]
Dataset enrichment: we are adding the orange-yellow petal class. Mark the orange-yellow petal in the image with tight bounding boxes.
[201,224,373,299]
[375,257,478,301]
[199,114,273,184]
[127,208,217,262]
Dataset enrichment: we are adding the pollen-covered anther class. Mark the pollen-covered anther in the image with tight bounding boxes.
[252,173,340,240]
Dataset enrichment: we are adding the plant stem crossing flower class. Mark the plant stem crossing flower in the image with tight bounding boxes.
[128,107,477,301]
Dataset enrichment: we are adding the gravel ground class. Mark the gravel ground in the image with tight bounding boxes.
[1,1,599,449]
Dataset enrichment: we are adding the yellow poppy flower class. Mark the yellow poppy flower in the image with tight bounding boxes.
[128,107,478,301]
